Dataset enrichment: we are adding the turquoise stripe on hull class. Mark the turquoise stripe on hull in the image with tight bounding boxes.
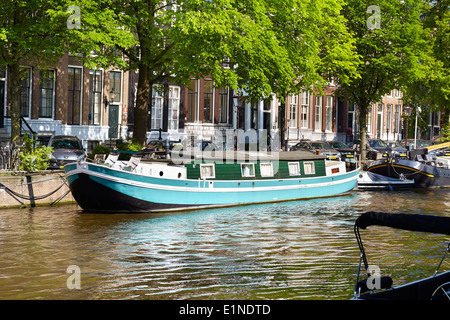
[87,170,358,206]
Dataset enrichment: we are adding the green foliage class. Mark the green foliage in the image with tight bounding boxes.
[441,117,450,143]
[116,138,143,160]
[87,144,111,160]
[19,134,53,172]
[339,0,433,159]
[403,0,450,115]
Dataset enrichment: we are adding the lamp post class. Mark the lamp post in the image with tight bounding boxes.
[404,105,412,149]
[414,106,421,150]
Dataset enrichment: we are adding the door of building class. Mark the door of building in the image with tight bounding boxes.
[108,105,119,139]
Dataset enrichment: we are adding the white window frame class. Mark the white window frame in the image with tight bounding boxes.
[218,86,229,123]
[109,70,123,105]
[289,95,298,128]
[260,162,274,177]
[241,163,255,177]
[20,66,32,118]
[38,69,55,119]
[188,79,199,123]
[325,96,333,132]
[301,91,309,128]
[68,65,83,125]
[314,95,322,132]
[200,163,215,179]
[288,162,301,176]
[151,85,163,130]
[203,78,214,123]
[303,161,316,175]
[88,69,103,125]
[168,85,180,131]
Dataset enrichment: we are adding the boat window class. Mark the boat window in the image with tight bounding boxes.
[241,163,255,177]
[288,162,301,176]
[260,162,274,177]
[303,161,315,175]
[200,163,215,179]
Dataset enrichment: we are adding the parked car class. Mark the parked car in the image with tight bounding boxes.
[401,139,434,150]
[328,141,356,163]
[290,140,340,160]
[366,139,392,160]
[48,135,86,169]
[385,140,408,158]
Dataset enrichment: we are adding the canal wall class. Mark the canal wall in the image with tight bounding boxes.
[0,171,75,209]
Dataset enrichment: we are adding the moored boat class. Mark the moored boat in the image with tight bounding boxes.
[353,211,450,300]
[64,150,360,213]
[357,171,414,190]
[367,141,450,188]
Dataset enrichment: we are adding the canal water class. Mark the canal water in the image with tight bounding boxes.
[0,188,449,300]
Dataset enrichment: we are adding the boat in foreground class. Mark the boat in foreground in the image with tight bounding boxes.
[367,141,450,188]
[353,211,450,300]
[64,150,359,213]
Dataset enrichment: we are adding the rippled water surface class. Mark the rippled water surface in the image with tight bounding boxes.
[0,189,449,300]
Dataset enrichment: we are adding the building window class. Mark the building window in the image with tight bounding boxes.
[394,105,401,135]
[377,103,383,138]
[303,161,315,175]
[288,162,300,176]
[325,96,333,132]
[367,106,373,134]
[20,67,32,117]
[68,67,82,125]
[315,96,322,132]
[200,163,215,179]
[39,70,54,118]
[289,95,298,128]
[260,162,274,177]
[109,71,121,103]
[88,70,102,125]
[152,86,163,130]
[301,91,309,128]
[168,86,180,131]
[219,87,228,123]
[241,163,255,177]
[188,79,198,122]
[386,104,392,134]
[203,79,213,123]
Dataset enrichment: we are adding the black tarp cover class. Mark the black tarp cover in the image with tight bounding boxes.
[356,211,450,235]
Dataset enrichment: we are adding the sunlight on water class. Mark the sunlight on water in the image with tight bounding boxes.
[0,189,449,300]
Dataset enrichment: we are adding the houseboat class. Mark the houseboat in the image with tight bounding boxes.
[64,150,360,213]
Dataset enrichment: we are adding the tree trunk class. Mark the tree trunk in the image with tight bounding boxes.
[133,62,151,146]
[358,103,368,163]
[8,63,23,144]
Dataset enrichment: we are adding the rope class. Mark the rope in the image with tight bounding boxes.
[389,158,427,178]
[0,174,69,202]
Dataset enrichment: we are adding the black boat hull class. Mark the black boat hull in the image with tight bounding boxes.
[69,173,196,213]
[357,270,450,300]
[367,158,450,188]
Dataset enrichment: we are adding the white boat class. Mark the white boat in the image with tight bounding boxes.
[64,150,360,213]
[357,171,414,190]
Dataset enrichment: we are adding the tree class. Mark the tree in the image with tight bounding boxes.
[340,0,432,160]
[402,0,450,141]
[0,0,135,143]
[0,1,69,143]
[108,0,359,145]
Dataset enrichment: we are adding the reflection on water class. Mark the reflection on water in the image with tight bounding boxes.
[0,189,449,300]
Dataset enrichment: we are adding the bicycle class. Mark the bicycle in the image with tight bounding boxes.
[0,142,23,171]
